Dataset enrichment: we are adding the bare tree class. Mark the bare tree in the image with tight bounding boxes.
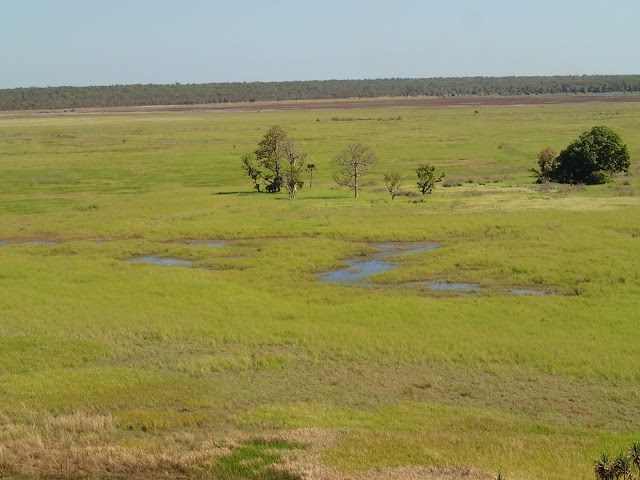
[383,171,402,200]
[280,138,306,200]
[331,143,376,198]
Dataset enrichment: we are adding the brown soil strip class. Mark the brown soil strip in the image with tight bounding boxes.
[3,94,640,116]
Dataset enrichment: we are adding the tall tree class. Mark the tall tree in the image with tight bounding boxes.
[255,125,287,192]
[331,143,376,198]
[280,138,307,200]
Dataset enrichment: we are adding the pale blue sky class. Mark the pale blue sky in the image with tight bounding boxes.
[1,0,639,88]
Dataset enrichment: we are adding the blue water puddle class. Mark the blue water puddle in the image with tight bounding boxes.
[319,259,396,284]
[509,288,549,296]
[182,241,226,247]
[129,256,193,267]
[425,280,482,292]
[377,242,440,256]
[319,243,441,287]
[319,242,549,295]
[0,240,61,245]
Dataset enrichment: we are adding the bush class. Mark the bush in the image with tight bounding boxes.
[539,126,630,185]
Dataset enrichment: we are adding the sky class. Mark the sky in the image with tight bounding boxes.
[1,0,639,89]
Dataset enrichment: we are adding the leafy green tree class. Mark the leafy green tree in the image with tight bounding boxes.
[255,125,287,192]
[416,163,445,194]
[332,143,376,198]
[531,147,556,183]
[383,171,402,200]
[551,126,630,184]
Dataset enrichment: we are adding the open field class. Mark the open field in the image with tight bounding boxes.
[1,99,640,479]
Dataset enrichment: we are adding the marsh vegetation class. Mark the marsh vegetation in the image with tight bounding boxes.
[0,99,639,479]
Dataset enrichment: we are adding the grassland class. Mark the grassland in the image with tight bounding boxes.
[1,99,639,479]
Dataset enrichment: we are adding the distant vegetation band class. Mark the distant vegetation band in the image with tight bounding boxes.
[2,75,640,110]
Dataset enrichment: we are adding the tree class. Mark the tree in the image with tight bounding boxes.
[531,147,556,183]
[306,163,316,188]
[255,125,287,192]
[549,126,630,185]
[416,163,445,194]
[241,154,263,192]
[383,171,402,200]
[280,138,306,200]
[332,143,376,198]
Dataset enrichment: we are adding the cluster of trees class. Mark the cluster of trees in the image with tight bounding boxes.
[244,123,630,199]
[3,75,640,110]
[533,126,630,185]
[241,125,307,199]
[242,126,445,200]
[382,164,445,200]
[594,443,640,480]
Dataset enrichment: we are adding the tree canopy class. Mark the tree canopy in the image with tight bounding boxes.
[544,126,630,184]
[241,125,308,198]
[254,125,287,192]
[416,163,445,194]
[3,75,640,111]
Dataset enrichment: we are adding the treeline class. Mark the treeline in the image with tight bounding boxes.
[2,75,640,111]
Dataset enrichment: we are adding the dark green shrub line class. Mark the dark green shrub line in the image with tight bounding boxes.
[3,75,640,110]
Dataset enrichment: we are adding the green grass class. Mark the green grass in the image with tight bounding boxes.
[1,100,640,479]
[213,439,302,480]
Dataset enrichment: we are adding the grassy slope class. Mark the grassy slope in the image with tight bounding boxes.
[0,102,639,479]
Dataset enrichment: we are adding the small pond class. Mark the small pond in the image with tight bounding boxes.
[425,280,482,292]
[0,240,61,245]
[509,288,549,296]
[129,256,193,267]
[181,241,226,247]
[319,242,549,295]
[319,242,444,288]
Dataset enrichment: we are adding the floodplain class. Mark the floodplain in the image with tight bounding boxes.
[1,97,639,479]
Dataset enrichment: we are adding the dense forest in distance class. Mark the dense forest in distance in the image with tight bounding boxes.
[2,75,640,111]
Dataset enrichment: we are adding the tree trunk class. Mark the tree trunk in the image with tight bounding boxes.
[354,164,359,198]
